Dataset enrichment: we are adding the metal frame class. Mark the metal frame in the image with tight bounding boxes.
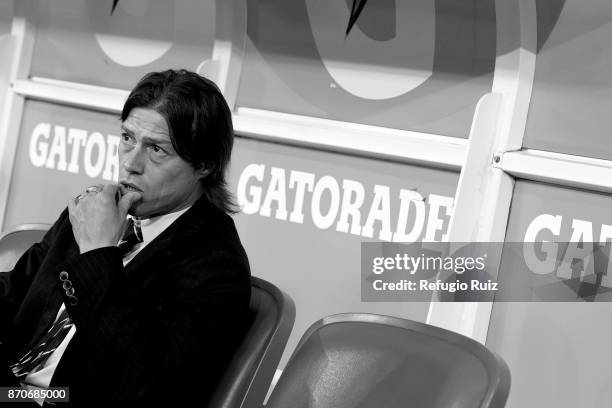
[209,0,247,111]
[426,0,538,343]
[233,107,467,170]
[495,149,612,194]
[13,77,129,113]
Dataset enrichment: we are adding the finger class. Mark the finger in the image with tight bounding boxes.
[68,199,80,227]
[117,191,143,217]
[96,184,120,205]
[68,197,76,217]
[101,183,119,197]
[85,184,104,193]
[74,193,90,207]
[102,183,118,192]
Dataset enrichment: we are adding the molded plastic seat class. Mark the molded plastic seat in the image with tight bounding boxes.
[0,224,50,272]
[266,313,510,408]
[209,276,295,408]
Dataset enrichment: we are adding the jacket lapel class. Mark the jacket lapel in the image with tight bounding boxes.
[123,196,212,281]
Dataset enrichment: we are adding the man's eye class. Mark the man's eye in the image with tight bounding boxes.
[121,133,133,143]
[150,145,167,157]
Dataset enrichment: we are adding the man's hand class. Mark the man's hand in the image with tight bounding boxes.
[68,184,142,254]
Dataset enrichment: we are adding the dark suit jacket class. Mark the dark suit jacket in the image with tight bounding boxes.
[0,196,251,406]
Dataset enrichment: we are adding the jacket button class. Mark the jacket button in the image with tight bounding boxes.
[59,271,69,281]
[62,280,72,290]
[68,296,78,306]
[65,287,75,297]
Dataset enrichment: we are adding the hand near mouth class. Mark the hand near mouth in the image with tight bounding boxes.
[69,183,143,254]
[119,181,143,194]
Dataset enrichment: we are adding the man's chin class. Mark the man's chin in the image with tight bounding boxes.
[128,203,162,220]
[127,202,145,218]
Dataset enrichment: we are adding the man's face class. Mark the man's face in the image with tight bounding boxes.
[119,107,204,218]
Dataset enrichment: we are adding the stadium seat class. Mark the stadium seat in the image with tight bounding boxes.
[265,313,510,408]
[0,224,50,272]
[209,276,295,408]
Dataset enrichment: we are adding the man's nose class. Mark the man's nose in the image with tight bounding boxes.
[122,146,145,174]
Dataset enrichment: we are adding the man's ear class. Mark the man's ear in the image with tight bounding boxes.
[197,165,213,180]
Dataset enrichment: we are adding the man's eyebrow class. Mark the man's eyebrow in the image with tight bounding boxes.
[120,126,172,145]
[142,136,172,146]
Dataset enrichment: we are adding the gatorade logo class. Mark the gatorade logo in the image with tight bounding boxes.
[88,0,212,68]
[237,163,453,242]
[306,0,434,100]
[246,0,495,134]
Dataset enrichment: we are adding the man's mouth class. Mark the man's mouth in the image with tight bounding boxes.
[120,182,143,193]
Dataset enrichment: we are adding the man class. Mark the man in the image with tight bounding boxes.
[0,69,251,405]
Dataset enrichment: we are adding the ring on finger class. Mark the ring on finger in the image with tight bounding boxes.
[86,185,102,194]
[74,193,86,204]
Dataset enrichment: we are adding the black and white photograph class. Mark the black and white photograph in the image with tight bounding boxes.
[0,0,610,407]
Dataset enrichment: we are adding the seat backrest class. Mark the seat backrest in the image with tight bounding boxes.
[209,276,295,408]
[0,224,50,272]
[266,313,510,408]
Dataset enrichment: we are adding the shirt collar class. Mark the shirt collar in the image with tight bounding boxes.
[129,206,191,246]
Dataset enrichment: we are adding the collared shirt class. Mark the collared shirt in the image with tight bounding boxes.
[121,208,189,266]
[22,206,191,404]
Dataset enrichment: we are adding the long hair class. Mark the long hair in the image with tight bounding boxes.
[121,69,237,214]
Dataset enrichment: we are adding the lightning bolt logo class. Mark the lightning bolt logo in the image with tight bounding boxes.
[111,0,119,15]
[110,0,368,36]
[345,0,369,36]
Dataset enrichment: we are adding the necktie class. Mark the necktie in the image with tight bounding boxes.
[118,218,143,256]
[10,308,73,378]
[10,218,143,378]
